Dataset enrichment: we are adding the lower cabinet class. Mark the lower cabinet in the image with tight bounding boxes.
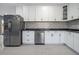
[67,32,74,49]
[64,32,79,53]
[45,31,65,44]
[57,31,65,44]
[22,30,79,53]
[45,31,59,44]
[22,31,35,44]
[73,32,79,53]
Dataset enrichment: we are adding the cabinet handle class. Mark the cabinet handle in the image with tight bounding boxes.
[71,16,73,19]
[27,39,29,41]
[59,34,61,36]
[41,18,43,21]
[27,31,29,33]
[51,34,53,37]
[27,35,29,36]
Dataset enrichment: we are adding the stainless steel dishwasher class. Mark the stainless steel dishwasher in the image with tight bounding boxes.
[35,31,45,45]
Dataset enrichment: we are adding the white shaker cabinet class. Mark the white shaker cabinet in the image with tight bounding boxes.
[36,6,60,21]
[16,6,23,17]
[23,6,29,21]
[16,6,63,21]
[64,31,68,44]
[55,6,63,21]
[57,31,65,44]
[16,6,36,21]
[36,6,46,21]
[64,31,74,49]
[45,31,60,44]
[45,31,54,44]
[22,31,35,44]
[74,32,79,53]
[67,32,74,49]
[28,6,36,21]
[45,31,66,44]
[68,4,79,20]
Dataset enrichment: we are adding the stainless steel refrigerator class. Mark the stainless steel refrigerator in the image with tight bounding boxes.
[4,15,24,46]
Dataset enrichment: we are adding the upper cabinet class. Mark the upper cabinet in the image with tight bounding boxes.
[36,6,59,21]
[23,6,29,21]
[16,4,79,21]
[67,4,79,20]
[16,5,63,21]
[16,6,23,17]
[28,6,36,21]
[16,6,36,21]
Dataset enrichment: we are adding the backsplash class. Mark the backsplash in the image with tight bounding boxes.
[24,21,68,29]
[68,19,79,29]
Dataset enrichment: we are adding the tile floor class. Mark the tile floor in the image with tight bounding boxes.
[0,44,77,55]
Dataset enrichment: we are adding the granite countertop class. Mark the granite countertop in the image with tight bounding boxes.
[22,28,79,32]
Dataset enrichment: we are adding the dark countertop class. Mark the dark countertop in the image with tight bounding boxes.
[22,28,79,32]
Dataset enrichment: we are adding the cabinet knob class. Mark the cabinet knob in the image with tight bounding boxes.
[27,39,29,41]
[41,18,43,21]
[59,34,61,36]
[51,34,53,36]
[27,35,29,36]
[71,16,73,19]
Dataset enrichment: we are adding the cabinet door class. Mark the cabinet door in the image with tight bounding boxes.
[45,31,55,44]
[45,31,60,44]
[28,6,36,21]
[45,31,53,44]
[64,31,69,45]
[67,4,73,20]
[55,6,63,21]
[74,33,79,53]
[54,31,60,44]
[36,6,56,21]
[22,31,34,44]
[68,4,79,20]
[23,6,29,21]
[58,31,65,44]
[16,6,23,17]
[72,4,79,19]
[68,32,74,49]
[66,32,74,49]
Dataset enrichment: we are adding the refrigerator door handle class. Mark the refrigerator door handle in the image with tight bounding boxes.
[8,21,12,30]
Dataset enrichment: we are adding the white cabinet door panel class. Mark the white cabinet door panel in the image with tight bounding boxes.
[16,6,23,17]
[45,31,53,44]
[69,32,74,49]
[54,31,60,44]
[68,4,79,20]
[28,6,36,21]
[22,31,34,44]
[74,33,79,53]
[45,31,60,44]
[23,6,29,21]
[58,31,65,44]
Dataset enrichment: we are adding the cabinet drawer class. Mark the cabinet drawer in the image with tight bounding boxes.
[22,31,35,44]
